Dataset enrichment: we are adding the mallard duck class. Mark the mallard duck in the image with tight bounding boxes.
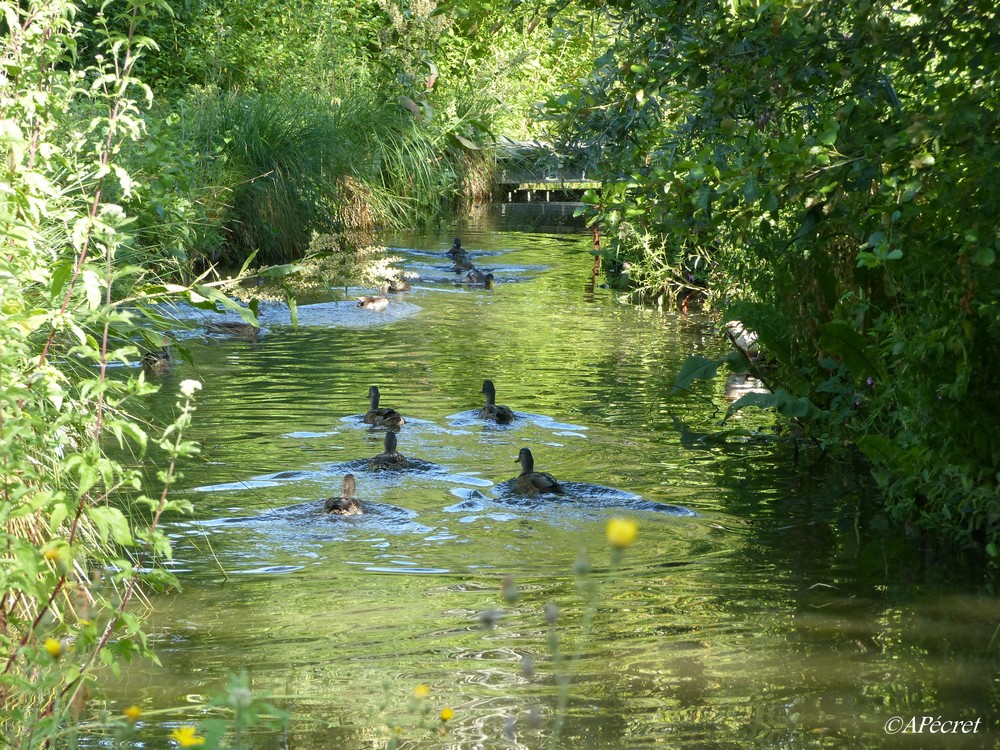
[324,474,362,515]
[141,349,171,376]
[369,431,410,470]
[357,294,389,311]
[452,254,474,272]
[464,268,494,284]
[514,448,564,496]
[446,237,464,259]
[363,386,405,430]
[387,277,411,293]
[479,380,515,424]
[205,322,261,341]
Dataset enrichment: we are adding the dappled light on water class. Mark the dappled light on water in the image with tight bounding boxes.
[104,205,999,750]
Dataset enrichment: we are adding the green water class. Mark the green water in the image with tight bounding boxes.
[109,204,998,748]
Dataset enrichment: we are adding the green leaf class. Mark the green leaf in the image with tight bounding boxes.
[725,389,824,421]
[971,245,995,267]
[819,321,884,380]
[82,270,103,309]
[671,355,723,392]
[88,506,134,546]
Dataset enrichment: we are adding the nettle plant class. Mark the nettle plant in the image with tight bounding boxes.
[0,0,257,744]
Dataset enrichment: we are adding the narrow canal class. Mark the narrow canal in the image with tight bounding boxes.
[108,202,998,749]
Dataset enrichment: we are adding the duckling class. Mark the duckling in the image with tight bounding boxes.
[205,322,261,341]
[141,349,171,376]
[369,431,410,470]
[363,386,405,430]
[514,447,564,496]
[357,294,389,311]
[446,237,464,259]
[324,474,362,515]
[479,380,515,424]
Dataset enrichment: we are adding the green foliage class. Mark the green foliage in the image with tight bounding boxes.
[520,0,1000,556]
[0,0,220,743]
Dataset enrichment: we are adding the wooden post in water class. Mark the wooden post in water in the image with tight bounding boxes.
[589,226,601,293]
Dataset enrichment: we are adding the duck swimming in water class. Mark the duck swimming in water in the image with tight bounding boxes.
[363,386,405,431]
[447,238,464,259]
[369,431,410,470]
[479,380,515,424]
[513,447,564,496]
[452,254,474,272]
[205,322,261,341]
[464,268,495,286]
[325,474,362,515]
[357,294,389,311]
[141,348,171,376]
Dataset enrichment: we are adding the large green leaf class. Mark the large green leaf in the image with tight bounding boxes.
[819,321,884,380]
[725,388,824,421]
[671,355,723,392]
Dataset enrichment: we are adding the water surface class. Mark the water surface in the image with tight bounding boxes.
[107,203,999,749]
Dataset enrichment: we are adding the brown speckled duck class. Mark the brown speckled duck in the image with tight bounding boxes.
[357,294,389,311]
[514,448,564,496]
[363,386,405,430]
[205,322,261,341]
[452,254,474,272]
[324,474,362,515]
[464,268,495,286]
[479,380,515,425]
[369,431,410,470]
[141,349,171,376]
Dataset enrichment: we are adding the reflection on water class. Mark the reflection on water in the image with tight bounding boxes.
[102,204,999,749]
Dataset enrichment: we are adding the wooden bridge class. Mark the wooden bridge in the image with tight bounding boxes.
[494,137,597,202]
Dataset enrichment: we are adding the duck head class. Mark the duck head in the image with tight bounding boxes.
[482,379,497,405]
[368,385,381,409]
[515,447,534,473]
[383,430,398,454]
[341,473,356,499]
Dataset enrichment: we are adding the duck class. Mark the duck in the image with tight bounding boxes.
[513,447,564,496]
[363,386,405,430]
[369,431,410,470]
[324,474,362,515]
[446,237,464,259]
[141,349,171,376]
[464,268,495,286]
[205,322,261,341]
[357,294,389,311]
[387,277,411,293]
[452,254,474,272]
[479,380,515,424]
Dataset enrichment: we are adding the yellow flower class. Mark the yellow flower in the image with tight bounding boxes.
[606,518,638,548]
[124,705,142,721]
[440,707,454,722]
[42,546,61,562]
[170,726,205,747]
[413,684,430,699]
[43,638,63,657]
